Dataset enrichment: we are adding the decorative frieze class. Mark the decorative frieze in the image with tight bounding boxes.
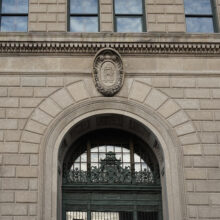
[0,41,220,56]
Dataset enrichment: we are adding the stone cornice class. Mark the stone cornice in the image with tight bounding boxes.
[1,41,220,56]
[1,33,220,56]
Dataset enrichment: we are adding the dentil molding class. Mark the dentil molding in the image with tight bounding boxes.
[1,41,220,56]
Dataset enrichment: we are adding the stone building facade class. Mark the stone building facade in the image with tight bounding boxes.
[0,0,220,220]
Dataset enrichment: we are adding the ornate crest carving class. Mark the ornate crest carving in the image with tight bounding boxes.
[93,48,124,96]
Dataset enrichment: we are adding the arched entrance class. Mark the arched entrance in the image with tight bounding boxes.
[62,128,162,220]
[38,98,184,220]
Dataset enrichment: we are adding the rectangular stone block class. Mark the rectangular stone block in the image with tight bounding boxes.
[47,23,66,32]
[195,180,220,192]
[6,108,33,119]
[185,168,207,180]
[15,191,37,203]
[47,4,66,12]
[0,87,7,96]
[0,119,17,129]
[1,204,28,216]
[29,23,47,32]
[215,111,220,120]
[171,78,196,88]
[187,110,213,121]
[199,132,217,144]
[29,204,37,216]
[183,145,202,155]
[157,14,175,23]
[0,166,15,177]
[201,121,220,132]
[20,143,39,154]
[29,178,38,190]
[203,144,220,155]
[0,98,19,107]
[3,154,29,165]
[197,77,220,88]
[0,192,14,202]
[193,157,219,168]
[8,87,34,97]
[198,207,220,218]
[0,76,20,86]
[47,77,64,87]
[0,142,19,153]
[210,194,220,205]
[187,205,197,218]
[184,89,210,98]
[38,14,57,22]
[2,178,29,190]
[5,130,22,141]
[187,193,209,205]
[30,155,39,166]
[176,99,199,109]
[21,77,46,87]
[0,108,5,118]
[29,4,47,13]
[167,23,185,32]
[161,88,184,98]
[16,166,38,178]
[200,100,220,109]
[101,13,113,22]
[208,168,220,180]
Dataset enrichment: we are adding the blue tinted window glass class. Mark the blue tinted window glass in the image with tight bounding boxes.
[2,0,28,14]
[1,16,28,32]
[70,0,98,14]
[70,17,98,32]
[115,0,143,14]
[186,17,214,33]
[116,17,142,32]
[184,0,212,15]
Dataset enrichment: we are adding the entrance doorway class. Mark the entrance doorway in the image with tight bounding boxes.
[62,129,162,220]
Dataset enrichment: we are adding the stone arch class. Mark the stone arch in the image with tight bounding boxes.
[19,79,199,220]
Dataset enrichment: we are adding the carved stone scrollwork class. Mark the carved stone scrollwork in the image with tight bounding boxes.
[93,48,124,96]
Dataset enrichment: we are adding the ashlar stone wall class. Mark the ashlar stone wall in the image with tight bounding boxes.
[0,34,220,220]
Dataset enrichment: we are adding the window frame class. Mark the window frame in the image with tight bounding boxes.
[113,0,146,32]
[184,0,218,33]
[0,0,29,32]
[68,0,100,32]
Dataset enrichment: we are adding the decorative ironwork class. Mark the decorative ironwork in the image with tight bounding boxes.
[63,152,160,185]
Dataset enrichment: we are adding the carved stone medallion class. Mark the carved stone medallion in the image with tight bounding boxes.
[93,48,124,96]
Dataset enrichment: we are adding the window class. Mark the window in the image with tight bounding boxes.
[62,129,162,220]
[69,0,99,32]
[0,0,28,32]
[184,0,216,33]
[114,0,145,32]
